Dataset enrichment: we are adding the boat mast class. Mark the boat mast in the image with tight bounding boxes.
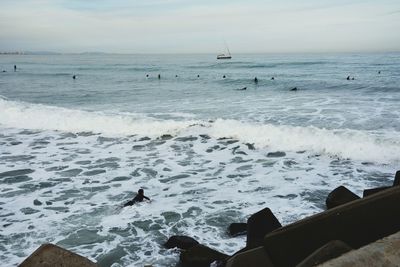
[224,40,231,56]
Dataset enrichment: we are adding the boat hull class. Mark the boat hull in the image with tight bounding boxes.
[217,55,232,59]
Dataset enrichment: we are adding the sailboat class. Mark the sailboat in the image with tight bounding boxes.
[217,43,232,59]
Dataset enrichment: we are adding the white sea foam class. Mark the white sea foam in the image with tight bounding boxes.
[0,98,197,137]
[1,98,399,163]
[208,119,400,163]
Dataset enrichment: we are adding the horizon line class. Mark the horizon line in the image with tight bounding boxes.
[2,50,400,56]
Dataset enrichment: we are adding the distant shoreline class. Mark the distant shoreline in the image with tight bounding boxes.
[1,51,400,56]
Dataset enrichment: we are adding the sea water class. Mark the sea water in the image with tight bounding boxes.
[0,53,399,266]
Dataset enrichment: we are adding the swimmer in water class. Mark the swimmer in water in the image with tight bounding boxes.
[123,189,150,207]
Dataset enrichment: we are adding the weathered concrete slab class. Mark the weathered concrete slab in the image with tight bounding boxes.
[296,240,352,267]
[19,243,97,267]
[363,186,391,197]
[263,186,400,267]
[226,247,275,267]
[318,231,400,267]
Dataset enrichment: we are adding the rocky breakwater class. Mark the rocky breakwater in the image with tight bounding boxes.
[163,170,400,267]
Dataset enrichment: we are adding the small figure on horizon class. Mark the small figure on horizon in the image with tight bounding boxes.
[72,75,76,79]
[346,76,350,80]
[271,77,275,80]
[123,189,150,207]
[158,74,161,79]
[14,65,17,72]
[254,77,258,83]
[223,75,226,79]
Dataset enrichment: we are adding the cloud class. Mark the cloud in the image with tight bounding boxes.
[0,0,399,53]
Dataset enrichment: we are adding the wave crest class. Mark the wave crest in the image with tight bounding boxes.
[1,98,399,163]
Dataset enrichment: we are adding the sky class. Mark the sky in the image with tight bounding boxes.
[0,0,399,53]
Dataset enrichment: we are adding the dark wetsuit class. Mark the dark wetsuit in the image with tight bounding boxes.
[124,194,150,207]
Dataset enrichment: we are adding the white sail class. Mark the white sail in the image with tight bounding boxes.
[217,42,232,59]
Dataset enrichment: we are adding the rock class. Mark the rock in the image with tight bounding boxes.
[19,243,97,267]
[363,186,391,197]
[226,247,275,267]
[164,235,199,250]
[228,223,247,237]
[394,170,400,186]
[326,186,360,209]
[180,244,229,267]
[247,208,282,249]
[263,186,400,267]
[296,240,352,267]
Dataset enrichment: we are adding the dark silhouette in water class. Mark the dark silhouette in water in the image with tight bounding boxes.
[351,77,355,80]
[271,77,275,80]
[14,65,17,72]
[146,74,149,78]
[175,75,178,78]
[124,189,150,207]
[197,75,200,78]
[254,77,258,83]
[290,87,298,91]
[346,76,350,80]
[2,70,6,73]
[223,75,226,79]
[72,75,76,79]
[158,74,161,79]
[237,87,247,91]
[378,71,381,74]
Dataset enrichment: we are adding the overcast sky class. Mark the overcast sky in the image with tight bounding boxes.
[1,0,399,53]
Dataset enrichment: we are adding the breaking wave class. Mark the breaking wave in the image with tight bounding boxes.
[1,98,399,163]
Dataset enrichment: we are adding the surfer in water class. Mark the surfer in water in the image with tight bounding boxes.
[123,189,150,207]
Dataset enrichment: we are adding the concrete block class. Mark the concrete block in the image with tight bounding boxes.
[296,240,352,267]
[19,243,97,267]
[263,186,400,267]
[226,247,275,267]
[318,231,400,267]
[325,186,359,209]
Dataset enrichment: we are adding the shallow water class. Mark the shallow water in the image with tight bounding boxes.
[0,53,399,266]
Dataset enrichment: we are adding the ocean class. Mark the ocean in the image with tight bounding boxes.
[0,53,399,266]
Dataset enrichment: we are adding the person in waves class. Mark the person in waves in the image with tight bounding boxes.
[124,189,150,207]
